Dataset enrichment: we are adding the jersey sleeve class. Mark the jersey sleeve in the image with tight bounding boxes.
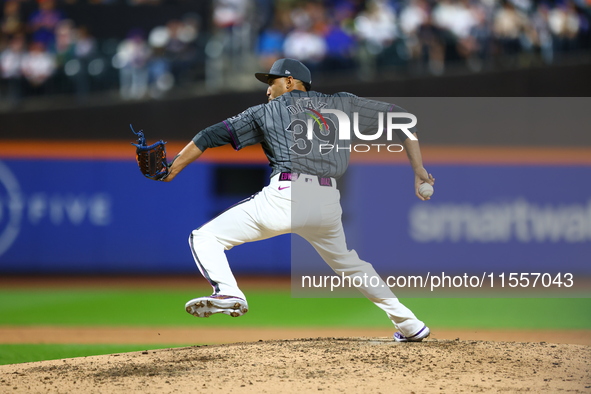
[353,96,418,142]
[192,122,233,151]
[222,104,266,150]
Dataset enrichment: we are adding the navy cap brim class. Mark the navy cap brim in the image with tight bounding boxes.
[255,70,312,90]
[255,72,285,84]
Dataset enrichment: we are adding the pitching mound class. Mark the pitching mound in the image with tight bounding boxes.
[2,338,590,393]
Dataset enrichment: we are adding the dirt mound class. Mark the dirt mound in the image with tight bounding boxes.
[1,338,590,393]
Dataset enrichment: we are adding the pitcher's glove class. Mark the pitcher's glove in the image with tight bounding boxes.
[130,125,171,181]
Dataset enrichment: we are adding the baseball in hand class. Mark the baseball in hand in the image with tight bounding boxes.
[418,183,434,198]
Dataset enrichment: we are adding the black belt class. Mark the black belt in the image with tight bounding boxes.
[279,172,333,187]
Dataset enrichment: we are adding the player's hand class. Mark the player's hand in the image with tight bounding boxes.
[414,168,435,201]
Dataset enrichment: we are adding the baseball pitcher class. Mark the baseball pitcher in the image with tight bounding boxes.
[133,58,434,342]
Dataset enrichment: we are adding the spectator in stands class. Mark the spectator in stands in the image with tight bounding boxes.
[433,0,473,39]
[492,1,529,63]
[20,40,57,95]
[323,17,356,72]
[113,29,151,100]
[206,0,251,88]
[354,0,398,54]
[147,22,174,98]
[1,0,25,47]
[70,25,97,98]
[212,0,249,29]
[353,0,398,79]
[456,2,492,71]
[417,11,447,75]
[257,20,285,71]
[74,26,97,64]
[165,16,200,85]
[281,1,327,72]
[430,0,477,69]
[530,3,554,64]
[0,33,26,105]
[399,0,430,69]
[282,25,327,73]
[27,0,64,51]
[55,19,75,65]
[548,0,582,53]
[52,19,77,95]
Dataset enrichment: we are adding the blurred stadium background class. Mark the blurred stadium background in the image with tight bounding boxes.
[0,0,590,368]
[1,0,590,107]
[1,0,590,285]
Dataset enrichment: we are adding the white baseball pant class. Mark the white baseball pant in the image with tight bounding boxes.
[188,173,425,336]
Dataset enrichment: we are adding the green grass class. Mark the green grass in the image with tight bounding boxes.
[0,289,589,329]
[1,289,589,366]
[0,344,187,366]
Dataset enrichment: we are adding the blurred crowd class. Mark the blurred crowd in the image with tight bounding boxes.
[0,0,203,105]
[257,0,590,78]
[0,0,590,106]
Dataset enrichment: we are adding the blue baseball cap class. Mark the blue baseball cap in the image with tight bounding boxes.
[255,58,312,90]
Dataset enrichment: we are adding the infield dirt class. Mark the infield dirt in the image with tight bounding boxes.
[1,276,590,392]
[1,336,590,393]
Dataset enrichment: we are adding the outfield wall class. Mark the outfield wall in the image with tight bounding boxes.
[1,144,589,276]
